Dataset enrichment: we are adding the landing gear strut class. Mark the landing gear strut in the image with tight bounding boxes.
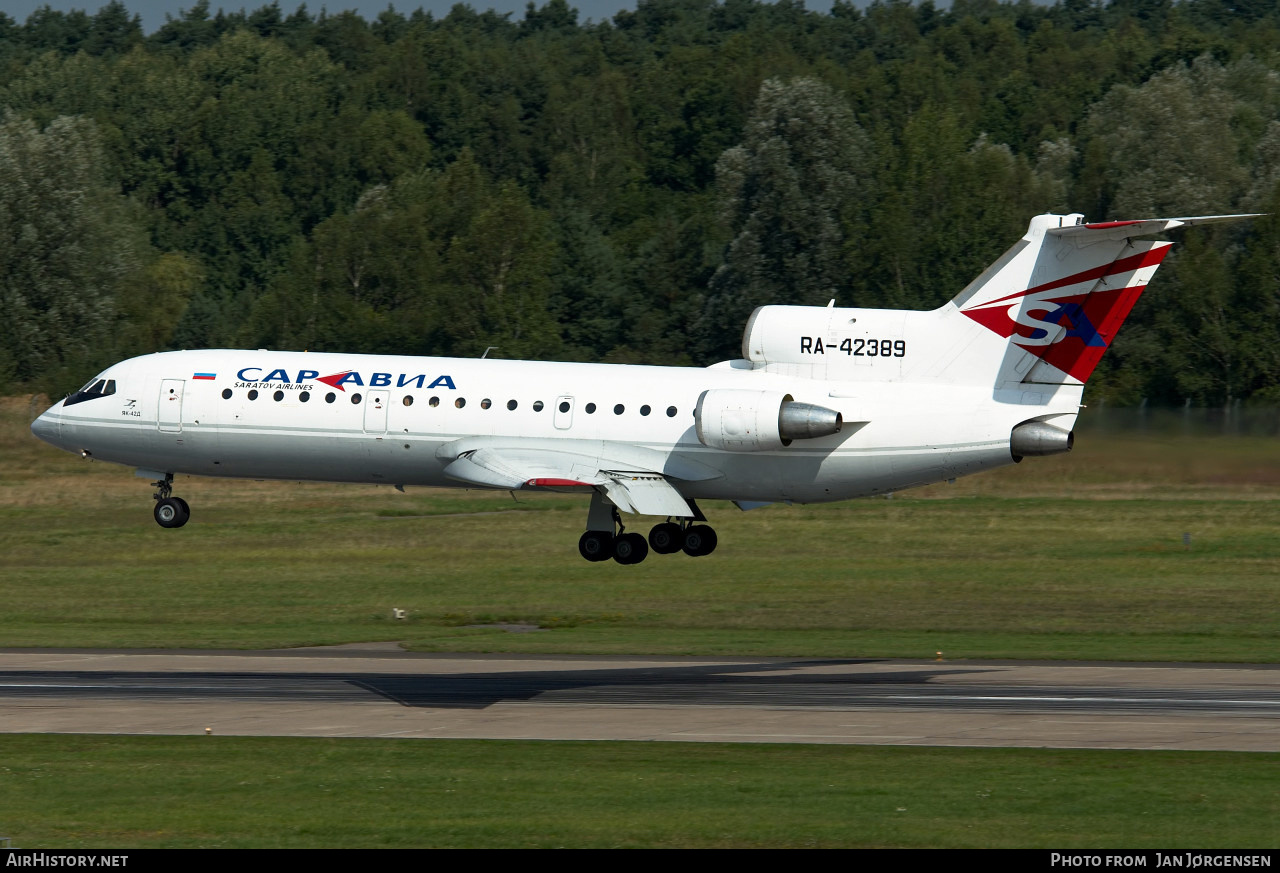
[578,494,716,564]
[151,474,190,529]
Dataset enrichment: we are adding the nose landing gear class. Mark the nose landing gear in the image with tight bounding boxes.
[151,474,190,528]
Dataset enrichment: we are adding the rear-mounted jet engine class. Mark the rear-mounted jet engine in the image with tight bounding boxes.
[695,389,843,452]
[1010,420,1074,461]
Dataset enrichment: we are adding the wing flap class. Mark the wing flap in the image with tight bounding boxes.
[443,448,606,490]
[599,472,693,517]
[442,447,695,517]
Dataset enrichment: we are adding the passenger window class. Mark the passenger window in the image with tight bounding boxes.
[613,404,624,415]
[429,396,440,407]
[273,390,284,401]
[248,389,259,401]
[666,406,677,417]
[558,401,570,413]
[299,391,310,402]
[507,400,517,410]
[640,405,651,416]
[455,398,466,409]
[325,392,336,403]
[403,396,413,407]
[480,399,492,409]
[585,403,596,414]
[351,393,362,404]
[533,400,544,412]
[222,389,233,400]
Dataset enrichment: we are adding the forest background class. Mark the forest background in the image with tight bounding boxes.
[3,0,1280,405]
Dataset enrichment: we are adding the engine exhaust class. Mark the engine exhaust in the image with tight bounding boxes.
[1010,421,1074,460]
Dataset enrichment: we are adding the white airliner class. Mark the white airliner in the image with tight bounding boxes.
[31,212,1253,563]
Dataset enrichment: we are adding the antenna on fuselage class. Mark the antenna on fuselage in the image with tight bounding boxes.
[481,347,499,359]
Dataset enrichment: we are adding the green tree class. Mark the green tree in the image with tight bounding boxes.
[441,180,562,359]
[700,76,869,359]
[148,0,220,54]
[539,66,643,223]
[1078,55,1280,218]
[0,116,148,393]
[548,206,631,361]
[248,172,446,355]
[114,252,202,357]
[83,1,143,57]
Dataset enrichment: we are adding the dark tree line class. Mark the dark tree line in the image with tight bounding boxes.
[4,0,1280,404]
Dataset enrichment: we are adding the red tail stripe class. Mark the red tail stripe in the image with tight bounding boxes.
[970,246,1170,309]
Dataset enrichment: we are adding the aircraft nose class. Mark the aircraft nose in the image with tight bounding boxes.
[30,405,62,447]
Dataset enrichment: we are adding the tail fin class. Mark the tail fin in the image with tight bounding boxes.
[735,213,1258,389]
[954,213,1258,385]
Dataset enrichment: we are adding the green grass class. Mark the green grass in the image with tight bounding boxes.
[3,493,1278,658]
[0,735,1276,848]
[5,398,1280,849]
[4,397,1280,659]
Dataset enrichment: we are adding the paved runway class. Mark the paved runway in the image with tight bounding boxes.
[1,644,1278,751]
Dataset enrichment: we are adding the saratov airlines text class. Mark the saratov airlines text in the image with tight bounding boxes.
[234,368,456,390]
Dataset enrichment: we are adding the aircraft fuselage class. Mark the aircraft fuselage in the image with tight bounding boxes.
[33,348,1045,505]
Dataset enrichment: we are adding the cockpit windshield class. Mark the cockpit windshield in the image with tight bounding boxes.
[65,377,117,407]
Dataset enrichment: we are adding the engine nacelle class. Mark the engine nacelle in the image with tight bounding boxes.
[695,389,843,453]
[1010,421,1074,460]
[742,306,834,363]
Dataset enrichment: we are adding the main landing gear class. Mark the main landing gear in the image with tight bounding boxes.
[577,494,717,565]
[151,474,190,529]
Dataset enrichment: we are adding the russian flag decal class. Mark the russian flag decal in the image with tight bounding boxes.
[193,372,217,380]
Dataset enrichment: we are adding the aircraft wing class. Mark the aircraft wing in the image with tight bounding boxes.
[442,446,695,517]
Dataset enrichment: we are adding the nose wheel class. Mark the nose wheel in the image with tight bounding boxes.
[151,475,190,528]
[154,497,190,528]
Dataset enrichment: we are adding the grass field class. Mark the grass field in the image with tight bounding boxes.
[4,396,1279,660]
[4,396,1279,849]
[1,736,1277,848]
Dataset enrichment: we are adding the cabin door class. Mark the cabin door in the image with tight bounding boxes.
[158,379,184,434]
[364,390,389,434]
